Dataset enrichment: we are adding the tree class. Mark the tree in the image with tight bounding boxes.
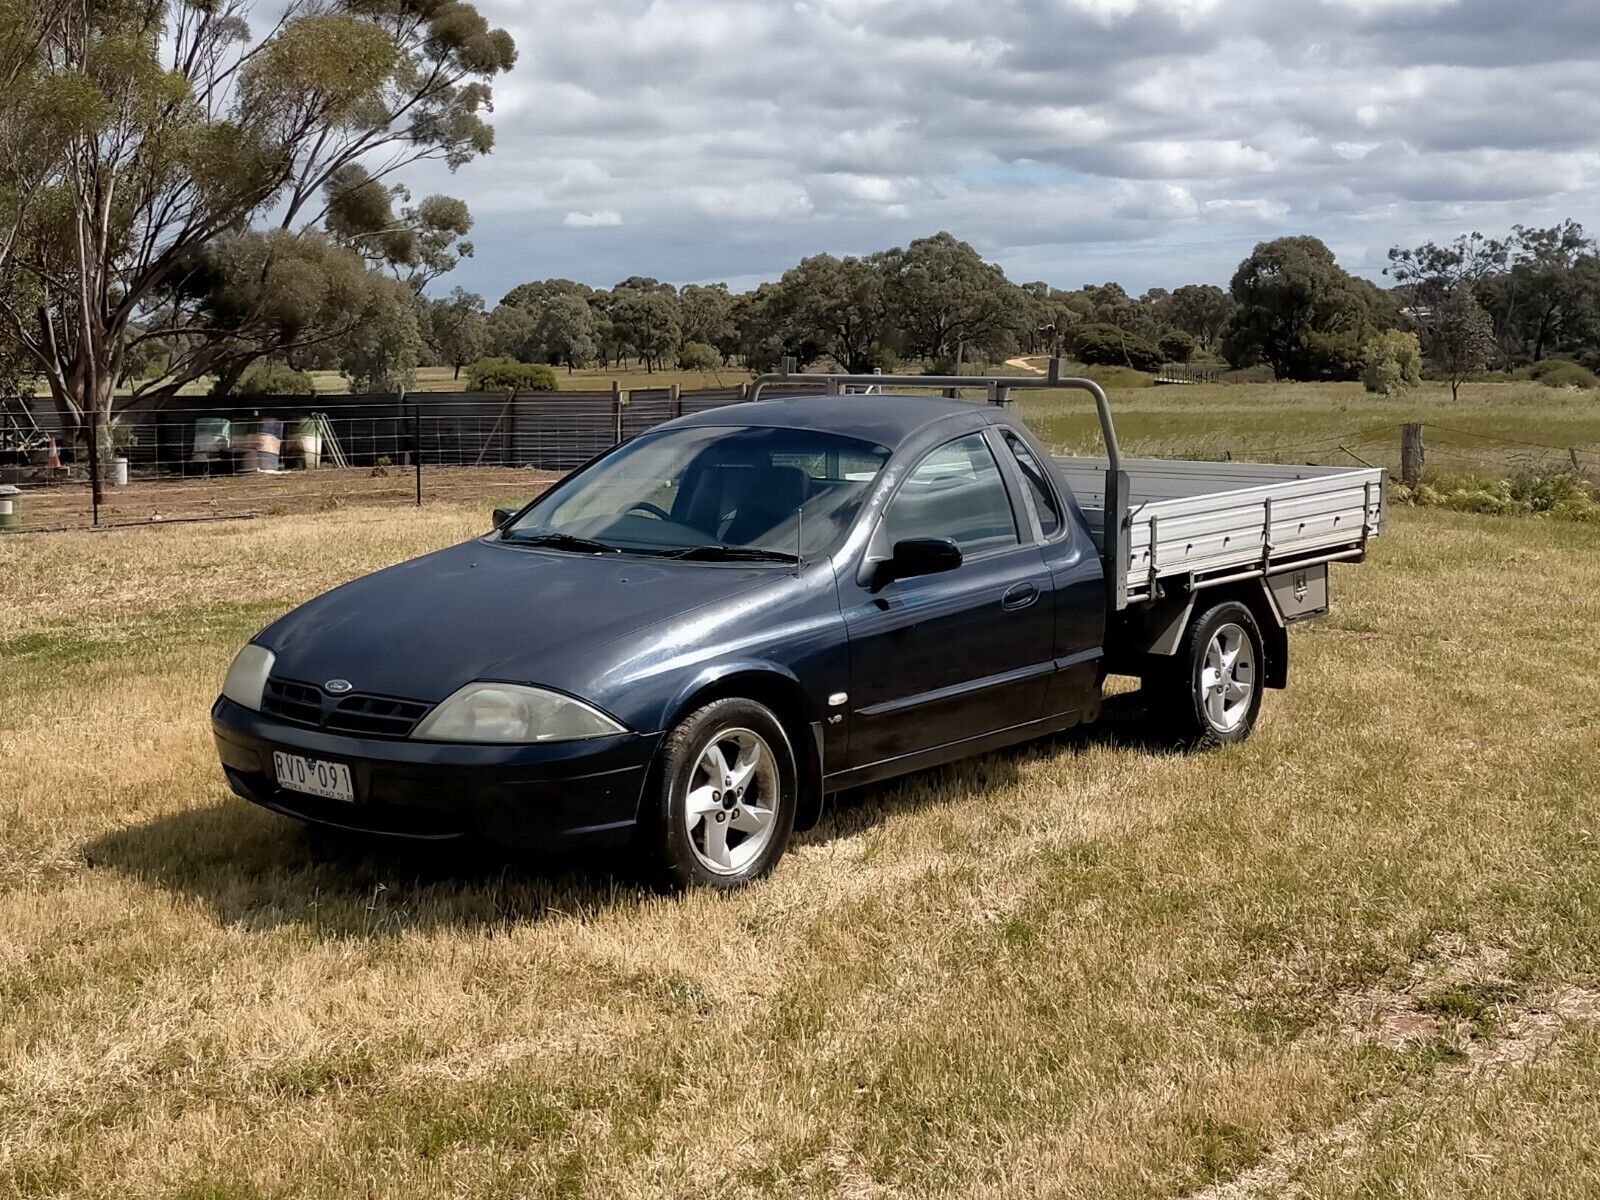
[422,289,487,379]
[1158,330,1197,364]
[1499,222,1600,364]
[1073,324,1162,373]
[332,275,423,393]
[678,284,736,356]
[774,254,888,373]
[1166,285,1236,351]
[326,167,475,290]
[1223,237,1390,381]
[1431,290,1498,400]
[875,232,1022,366]
[537,293,599,373]
[678,341,719,371]
[1360,330,1423,396]
[610,278,680,373]
[486,303,540,362]
[0,0,514,499]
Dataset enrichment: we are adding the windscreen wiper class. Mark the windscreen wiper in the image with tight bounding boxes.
[509,532,620,554]
[666,544,800,563]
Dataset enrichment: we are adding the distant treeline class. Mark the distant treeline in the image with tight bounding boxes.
[409,222,1600,391]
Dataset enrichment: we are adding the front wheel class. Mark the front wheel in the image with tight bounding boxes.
[643,698,798,890]
[1147,600,1265,749]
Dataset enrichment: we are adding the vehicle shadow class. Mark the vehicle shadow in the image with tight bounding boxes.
[85,692,1170,937]
[82,797,654,937]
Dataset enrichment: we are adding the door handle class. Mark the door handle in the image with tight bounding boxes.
[1002,582,1039,611]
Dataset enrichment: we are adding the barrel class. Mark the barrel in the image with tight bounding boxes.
[112,457,129,487]
[192,417,231,461]
[283,417,323,469]
[234,419,283,472]
[0,485,18,531]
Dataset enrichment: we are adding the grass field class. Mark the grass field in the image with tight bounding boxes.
[4,489,1600,1196]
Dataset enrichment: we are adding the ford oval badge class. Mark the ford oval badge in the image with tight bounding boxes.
[325,679,354,695]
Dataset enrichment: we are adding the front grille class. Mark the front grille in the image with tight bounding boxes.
[260,678,432,738]
[326,693,432,737]
[262,678,323,726]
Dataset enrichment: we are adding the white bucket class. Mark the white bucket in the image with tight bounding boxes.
[112,457,130,487]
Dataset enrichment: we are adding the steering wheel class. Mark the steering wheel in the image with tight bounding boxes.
[626,501,671,521]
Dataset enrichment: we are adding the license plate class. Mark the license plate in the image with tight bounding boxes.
[273,751,354,802]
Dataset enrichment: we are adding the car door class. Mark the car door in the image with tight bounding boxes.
[840,431,1055,771]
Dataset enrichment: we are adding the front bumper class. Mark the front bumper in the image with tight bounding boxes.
[212,697,660,849]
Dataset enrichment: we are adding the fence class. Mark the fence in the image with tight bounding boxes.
[2,391,1596,535]
[0,384,766,533]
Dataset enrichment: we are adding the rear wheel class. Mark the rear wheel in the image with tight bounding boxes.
[1148,600,1265,749]
[643,698,797,890]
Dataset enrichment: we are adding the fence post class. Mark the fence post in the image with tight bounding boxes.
[612,381,624,447]
[670,383,681,418]
[410,398,422,506]
[1401,422,1425,486]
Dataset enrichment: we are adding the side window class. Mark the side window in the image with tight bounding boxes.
[1000,430,1063,538]
[882,434,1019,556]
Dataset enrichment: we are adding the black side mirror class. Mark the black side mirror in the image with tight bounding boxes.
[875,537,963,586]
[492,507,517,530]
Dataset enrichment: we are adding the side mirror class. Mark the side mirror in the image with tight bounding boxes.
[875,537,963,586]
[492,507,518,530]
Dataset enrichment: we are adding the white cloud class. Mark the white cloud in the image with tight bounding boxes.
[420,0,1600,296]
[562,210,624,228]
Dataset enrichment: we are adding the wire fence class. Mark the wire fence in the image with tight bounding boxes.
[0,385,762,533]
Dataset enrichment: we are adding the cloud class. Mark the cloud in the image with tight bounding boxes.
[413,0,1600,296]
[562,210,623,228]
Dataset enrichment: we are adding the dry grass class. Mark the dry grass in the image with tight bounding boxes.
[3,499,1600,1197]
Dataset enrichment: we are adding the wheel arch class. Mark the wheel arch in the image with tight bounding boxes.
[662,664,826,832]
[1114,578,1288,689]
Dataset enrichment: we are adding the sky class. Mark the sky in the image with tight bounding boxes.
[404,0,1600,303]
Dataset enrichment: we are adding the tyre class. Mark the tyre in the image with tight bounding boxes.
[1148,600,1265,749]
[642,698,798,890]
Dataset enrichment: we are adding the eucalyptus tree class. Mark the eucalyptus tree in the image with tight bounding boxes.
[0,0,515,490]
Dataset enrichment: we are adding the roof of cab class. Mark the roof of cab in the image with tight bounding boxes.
[665,391,986,448]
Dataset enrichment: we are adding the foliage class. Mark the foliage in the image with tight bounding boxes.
[466,357,557,392]
[1165,285,1236,350]
[875,232,1023,365]
[420,289,488,379]
[1402,471,1600,522]
[1223,237,1393,381]
[1361,330,1424,396]
[1524,360,1599,389]
[1158,330,1198,364]
[536,293,600,373]
[1073,323,1163,373]
[677,341,720,372]
[1430,290,1499,400]
[225,361,316,397]
[334,276,424,393]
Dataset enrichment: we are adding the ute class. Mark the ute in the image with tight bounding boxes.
[212,362,1383,888]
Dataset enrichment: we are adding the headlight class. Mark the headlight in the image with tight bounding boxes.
[221,643,276,712]
[410,683,626,744]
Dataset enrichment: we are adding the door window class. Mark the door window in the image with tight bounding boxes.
[882,434,1019,556]
[1000,430,1063,538]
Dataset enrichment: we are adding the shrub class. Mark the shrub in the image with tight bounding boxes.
[1075,365,1156,390]
[224,360,315,397]
[677,341,720,371]
[1158,330,1197,364]
[1523,359,1599,390]
[1398,470,1600,522]
[1361,330,1423,396]
[1218,363,1277,385]
[926,356,960,377]
[1073,323,1163,373]
[465,357,558,392]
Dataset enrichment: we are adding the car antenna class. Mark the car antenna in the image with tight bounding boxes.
[795,503,804,578]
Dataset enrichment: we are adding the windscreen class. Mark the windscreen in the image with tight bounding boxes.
[503,425,891,558]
